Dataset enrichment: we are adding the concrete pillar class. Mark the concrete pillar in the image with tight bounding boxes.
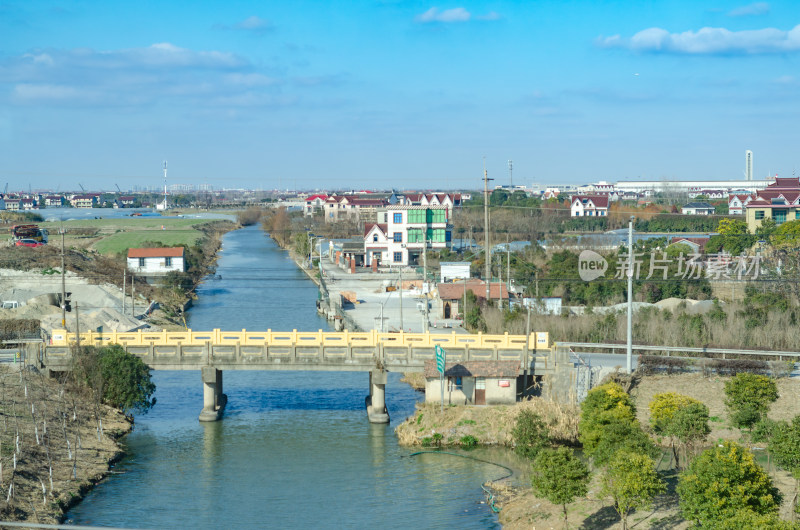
[371,259,378,272]
[350,257,356,274]
[336,251,341,265]
[366,369,390,424]
[199,367,227,422]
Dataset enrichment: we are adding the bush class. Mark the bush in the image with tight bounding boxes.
[678,441,781,527]
[638,355,690,375]
[531,447,590,527]
[578,382,636,455]
[512,410,550,459]
[459,435,477,448]
[649,393,702,434]
[74,344,156,415]
[724,373,779,429]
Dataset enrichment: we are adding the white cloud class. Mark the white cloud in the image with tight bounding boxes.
[235,15,274,34]
[598,24,800,54]
[415,7,471,23]
[476,11,501,21]
[728,2,770,17]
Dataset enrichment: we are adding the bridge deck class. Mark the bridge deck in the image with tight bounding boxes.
[44,329,554,373]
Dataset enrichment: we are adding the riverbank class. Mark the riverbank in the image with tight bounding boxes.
[0,365,133,524]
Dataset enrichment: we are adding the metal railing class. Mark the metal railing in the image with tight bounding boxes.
[560,342,800,361]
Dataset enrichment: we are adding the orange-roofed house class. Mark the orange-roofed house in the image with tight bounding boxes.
[127,247,186,275]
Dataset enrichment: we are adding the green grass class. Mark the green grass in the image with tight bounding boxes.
[93,231,203,254]
[41,218,222,255]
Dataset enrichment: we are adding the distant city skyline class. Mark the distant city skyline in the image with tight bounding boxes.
[2,1,800,190]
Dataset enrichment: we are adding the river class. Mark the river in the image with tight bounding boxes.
[66,225,514,528]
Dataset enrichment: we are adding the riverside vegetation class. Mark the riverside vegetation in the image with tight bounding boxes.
[0,343,155,524]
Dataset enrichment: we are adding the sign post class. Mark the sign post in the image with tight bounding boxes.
[435,344,446,414]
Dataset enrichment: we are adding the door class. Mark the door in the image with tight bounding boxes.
[444,302,451,319]
[474,377,486,405]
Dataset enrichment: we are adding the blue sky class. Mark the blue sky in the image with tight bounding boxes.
[2,1,800,192]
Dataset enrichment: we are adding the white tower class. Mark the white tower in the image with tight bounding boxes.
[156,161,168,210]
[745,150,753,181]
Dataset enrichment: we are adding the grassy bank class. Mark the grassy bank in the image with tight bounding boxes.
[395,398,580,448]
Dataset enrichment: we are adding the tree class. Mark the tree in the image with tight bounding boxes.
[649,393,710,468]
[578,382,636,456]
[600,451,665,530]
[531,447,590,528]
[678,441,781,527]
[724,373,779,429]
[512,410,549,459]
[591,414,659,467]
[79,344,157,414]
[669,402,711,467]
[715,218,754,255]
[771,220,800,249]
[770,416,800,517]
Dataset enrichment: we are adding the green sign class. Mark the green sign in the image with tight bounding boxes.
[435,344,446,375]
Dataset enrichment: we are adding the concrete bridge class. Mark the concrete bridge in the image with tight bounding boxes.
[43,329,560,423]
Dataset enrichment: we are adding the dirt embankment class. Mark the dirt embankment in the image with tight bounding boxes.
[0,365,132,525]
[496,373,800,529]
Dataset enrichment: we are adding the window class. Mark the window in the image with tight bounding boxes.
[165,257,172,267]
[774,209,787,225]
[408,209,426,223]
[426,228,446,243]
[393,212,402,223]
[755,210,765,220]
[138,257,145,267]
[393,232,402,242]
[407,228,423,243]
[445,230,452,242]
[796,210,800,220]
[425,209,446,223]
[393,252,402,263]
[373,234,378,242]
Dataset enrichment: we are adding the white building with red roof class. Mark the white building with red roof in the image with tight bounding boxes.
[127,247,185,275]
[304,194,328,216]
[570,195,609,217]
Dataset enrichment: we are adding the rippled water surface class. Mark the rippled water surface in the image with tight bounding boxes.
[67,226,505,528]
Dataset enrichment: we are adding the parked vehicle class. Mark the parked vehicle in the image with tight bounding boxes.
[11,224,48,243]
[15,239,44,247]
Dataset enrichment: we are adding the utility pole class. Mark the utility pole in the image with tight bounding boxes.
[422,243,429,332]
[75,302,80,352]
[506,235,510,302]
[122,270,126,315]
[131,274,135,318]
[483,159,493,303]
[60,228,66,328]
[523,302,531,396]
[498,252,503,309]
[508,159,513,190]
[626,217,634,374]
[399,270,403,332]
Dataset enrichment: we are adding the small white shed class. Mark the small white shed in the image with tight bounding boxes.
[127,247,185,275]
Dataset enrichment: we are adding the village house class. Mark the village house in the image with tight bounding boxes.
[115,196,136,208]
[4,199,20,210]
[71,195,97,208]
[728,193,753,215]
[324,195,388,223]
[423,360,519,405]
[127,247,186,275]
[745,176,800,233]
[668,236,710,254]
[436,280,508,319]
[681,202,715,215]
[396,193,462,217]
[44,196,65,207]
[363,205,452,268]
[304,194,328,216]
[570,195,609,217]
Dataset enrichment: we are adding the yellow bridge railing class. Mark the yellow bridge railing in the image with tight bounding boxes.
[50,329,550,351]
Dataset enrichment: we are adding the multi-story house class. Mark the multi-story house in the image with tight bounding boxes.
[324,195,388,223]
[71,195,97,208]
[4,199,20,210]
[397,193,462,217]
[728,193,753,215]
[745,176,800,232]
[304,194,328,216]
[363,205,452,267]
[44,196,65,207]
[570,195,609,217]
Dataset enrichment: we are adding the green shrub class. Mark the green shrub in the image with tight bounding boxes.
[724,373,778,430]
[460,435,478,447]
[512,410,550,459]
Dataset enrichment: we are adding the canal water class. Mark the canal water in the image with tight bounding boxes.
[67,225,513,528]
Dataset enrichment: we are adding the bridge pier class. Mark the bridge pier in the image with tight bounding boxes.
[199,367,227,422]
[366,369,390,424]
